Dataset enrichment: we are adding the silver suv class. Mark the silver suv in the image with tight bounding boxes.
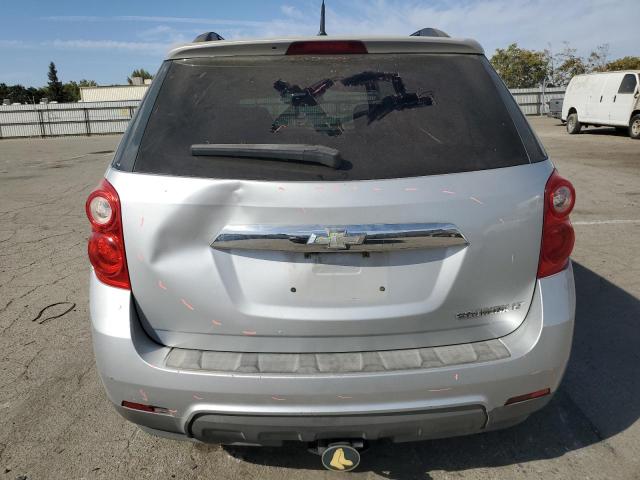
[86,34,576,464]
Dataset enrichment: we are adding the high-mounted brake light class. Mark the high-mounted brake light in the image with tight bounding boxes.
[85,179,130,289]
[537,170,575,278]
[286,40,368,55]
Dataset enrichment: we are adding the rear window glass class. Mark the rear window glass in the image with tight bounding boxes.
[134,54,542,181]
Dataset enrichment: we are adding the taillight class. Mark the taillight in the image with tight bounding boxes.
[85,179,130,289]
[286,40,368,55]
[537,170,576,278]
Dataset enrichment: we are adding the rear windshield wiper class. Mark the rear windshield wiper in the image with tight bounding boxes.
[190,144,342,169]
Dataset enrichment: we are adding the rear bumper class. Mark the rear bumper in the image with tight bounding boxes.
[90,264,575,445]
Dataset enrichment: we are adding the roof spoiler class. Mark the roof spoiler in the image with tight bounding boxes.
[193,32,225,42]
[410,28,450,38]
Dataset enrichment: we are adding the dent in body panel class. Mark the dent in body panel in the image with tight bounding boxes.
[105,161,553,353]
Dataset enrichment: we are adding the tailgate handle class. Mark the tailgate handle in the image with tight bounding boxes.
[211,223,468,253]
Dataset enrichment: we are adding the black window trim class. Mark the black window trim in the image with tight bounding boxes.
[112,61,171,172]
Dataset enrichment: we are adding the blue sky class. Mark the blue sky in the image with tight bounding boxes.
[1,0,638,87]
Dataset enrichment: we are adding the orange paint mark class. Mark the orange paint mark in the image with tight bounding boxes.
[454,373,459,381]
[337,395,353,399]
[404,187,418,192]
[140,216,144,227]
[193,394,204,400]
[278,186,286,191]
[442,190,456,195]
[469,196,484,205]
[211,319,222,326]
[242,330,257,336]
[136,253,144,262]
[139,389,148,402]
[271,396,286,401]
[158,280,167,290]
[428,388,452,393]
[372,187,382,192]
[181,299,194,311]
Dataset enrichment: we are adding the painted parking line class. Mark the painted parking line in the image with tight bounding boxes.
[573,219,640,226]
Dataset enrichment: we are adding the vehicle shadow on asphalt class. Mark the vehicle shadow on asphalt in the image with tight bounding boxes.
[578,127,629,137]
[223,262,640,478]
[550,122,630,138]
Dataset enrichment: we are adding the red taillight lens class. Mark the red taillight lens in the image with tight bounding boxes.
[286,40,368,55]
[537,170,576,278]
[86,179,130,289]
[88,233,125,275]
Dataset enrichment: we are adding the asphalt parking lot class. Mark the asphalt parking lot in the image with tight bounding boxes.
[0,117,638,479]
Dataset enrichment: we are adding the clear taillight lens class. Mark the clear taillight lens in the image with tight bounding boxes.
[550,184,574,217]
[88,195,113,226]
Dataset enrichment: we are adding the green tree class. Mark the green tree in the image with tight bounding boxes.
[47,61,64,102]
[490,43,551,88]
[127,69,153,85]
[587,44,610,72]
[604,56,640,71]
[62,81,80,102]
[79,79,98,87]
[0,83,47,104]
[552,43,587,86]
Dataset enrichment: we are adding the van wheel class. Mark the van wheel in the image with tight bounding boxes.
[630,114,640,139]
[566,113,581,134]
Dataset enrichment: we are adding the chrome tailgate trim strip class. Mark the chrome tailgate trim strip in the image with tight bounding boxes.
[211,223,468,253]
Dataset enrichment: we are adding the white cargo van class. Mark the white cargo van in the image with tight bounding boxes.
[561,71,640,139]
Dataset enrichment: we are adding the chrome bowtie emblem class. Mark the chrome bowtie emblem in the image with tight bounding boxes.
[307,229,366,250]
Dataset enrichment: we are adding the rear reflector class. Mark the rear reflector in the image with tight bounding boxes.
[286,40,368,55]
[121,401,171,415]
[504,388,551,405]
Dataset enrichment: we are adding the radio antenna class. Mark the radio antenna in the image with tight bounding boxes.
[318,0,327,36]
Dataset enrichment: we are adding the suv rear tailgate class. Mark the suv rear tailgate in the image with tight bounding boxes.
[109,160,551,353]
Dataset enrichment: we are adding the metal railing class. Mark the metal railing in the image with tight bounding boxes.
[0,101,138,139]
[0,88,565,139]
[510,87,566,116]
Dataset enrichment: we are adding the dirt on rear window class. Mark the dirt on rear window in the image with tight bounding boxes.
[134,54,545,181]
